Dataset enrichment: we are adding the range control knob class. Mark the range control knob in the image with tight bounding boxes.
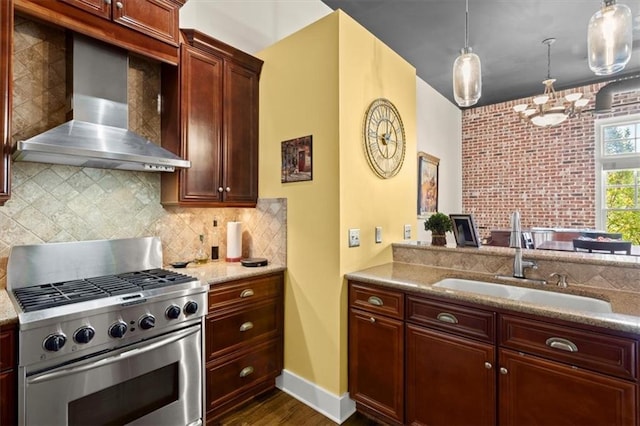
[108,322,128,339]
[184,301,198,315]
[73,326,95,344]
[166,305,181,320]
[43,334,66,352]
[139,315,156,330]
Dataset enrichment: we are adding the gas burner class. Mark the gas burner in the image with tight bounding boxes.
[13,268,196,312]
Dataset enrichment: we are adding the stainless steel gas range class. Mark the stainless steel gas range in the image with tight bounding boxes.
[6,237,207,426]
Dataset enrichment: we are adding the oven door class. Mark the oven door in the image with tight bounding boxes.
[21,324,202,426]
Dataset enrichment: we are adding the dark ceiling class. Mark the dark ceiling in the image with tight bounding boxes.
[321,0,640,108]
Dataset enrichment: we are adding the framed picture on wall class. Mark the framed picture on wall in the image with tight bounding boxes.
[281,135,313,183]
[418,152,439,217]
[450,214,482,247]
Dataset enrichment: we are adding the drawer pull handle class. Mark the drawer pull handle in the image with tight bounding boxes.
[546,337,578,353]
[500,367,508,375]
[436,313,459,324]
[484,362,492,370]
[367,296,383,306]
[240,289,254,298]
[239,322,254,332]
[369,317,376,323]
[239,366,254,378]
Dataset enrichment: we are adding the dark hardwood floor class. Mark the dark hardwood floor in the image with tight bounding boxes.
[215,389,383,425]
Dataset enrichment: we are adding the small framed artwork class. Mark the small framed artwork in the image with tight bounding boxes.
[450,214,482,247]
[281,135,313,183]
[418,152,439,216]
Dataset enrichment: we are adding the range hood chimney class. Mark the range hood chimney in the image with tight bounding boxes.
[12,35,189,172]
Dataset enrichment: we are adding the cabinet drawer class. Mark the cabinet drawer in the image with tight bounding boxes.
[500,314,637,380]
[209,273,282,311]
[206,339,281,410]
[406,296,495,343]
[0,327,16,372]
[206,300,280,360]
[349,282,404,320]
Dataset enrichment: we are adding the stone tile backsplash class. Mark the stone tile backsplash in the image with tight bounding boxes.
[0,163,287,288]
[393,243,640,292]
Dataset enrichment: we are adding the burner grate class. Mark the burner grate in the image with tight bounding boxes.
[13,269,197,312]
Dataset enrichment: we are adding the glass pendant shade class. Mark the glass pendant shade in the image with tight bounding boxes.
[453,47,482,107]
[588,1,632,75]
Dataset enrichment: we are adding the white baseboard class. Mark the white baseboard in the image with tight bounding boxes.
[275,369,356,424]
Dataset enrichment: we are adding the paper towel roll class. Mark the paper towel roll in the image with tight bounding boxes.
[226,222,242,262]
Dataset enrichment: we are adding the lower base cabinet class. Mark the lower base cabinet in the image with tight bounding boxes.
[205,272,284,424]
[406,324,496,426]
[499,349,636,426]
[0,324,17,426]
[348,280,639,426]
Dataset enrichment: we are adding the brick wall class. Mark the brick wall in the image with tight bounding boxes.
[462,81,640,238]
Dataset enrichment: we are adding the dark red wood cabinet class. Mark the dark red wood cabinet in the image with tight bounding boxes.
[0,0,12,206]
[14,0,184,65]
[204,272,283,423]
[161,29,262,207]
[0,324,17,426]
[60,0,182,46]
[348,284,404,424]
[348,280,639,426]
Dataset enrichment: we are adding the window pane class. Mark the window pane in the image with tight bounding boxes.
[606,187,635,208]
[604,139,636,155]
[607,210,640,245]
[604,124,635,141]
[607,170,636,185]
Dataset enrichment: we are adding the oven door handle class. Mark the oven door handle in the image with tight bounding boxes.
[28,326,200,385]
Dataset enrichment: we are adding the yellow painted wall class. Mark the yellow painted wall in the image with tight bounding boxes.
[258,10,416,396]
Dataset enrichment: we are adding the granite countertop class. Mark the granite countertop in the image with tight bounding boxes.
[0,261,286,326]
[345,262,640,335]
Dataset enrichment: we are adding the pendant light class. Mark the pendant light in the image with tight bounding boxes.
[452,0,482,107]
[588,0,632,76]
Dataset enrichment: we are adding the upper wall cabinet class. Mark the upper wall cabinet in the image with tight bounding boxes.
[0,0,12,206]
[60,0,181,46]
[14,0,186,64]
[161,29,263,207]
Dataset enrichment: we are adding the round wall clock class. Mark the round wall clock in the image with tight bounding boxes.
[362,98,406,179]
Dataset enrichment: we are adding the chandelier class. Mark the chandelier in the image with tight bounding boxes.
[513,38,589,127]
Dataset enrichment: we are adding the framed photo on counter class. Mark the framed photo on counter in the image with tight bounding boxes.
[450,214,481,247]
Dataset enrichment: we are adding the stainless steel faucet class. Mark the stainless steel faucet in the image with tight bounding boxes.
[510,212,538,279]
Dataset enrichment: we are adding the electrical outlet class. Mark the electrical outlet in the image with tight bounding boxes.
[404,224,411,240]
[375,226,382,243]
[348,228,360,247]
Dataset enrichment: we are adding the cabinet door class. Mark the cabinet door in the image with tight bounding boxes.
[180,45,224,203]
[0,0,11,206]
[406,324,496,426]
[59,0,111,19]
[499,349,636,426]
[0,369,16,426]
[222,61,259,205]
[112,0,180,45]
[349,308,404,424]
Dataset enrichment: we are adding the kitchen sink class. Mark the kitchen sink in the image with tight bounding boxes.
[432,278,612,313]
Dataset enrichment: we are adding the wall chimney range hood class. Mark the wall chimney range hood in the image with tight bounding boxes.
[12,35,189,172]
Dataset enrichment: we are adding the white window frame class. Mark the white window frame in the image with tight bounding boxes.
[594,114,640,230]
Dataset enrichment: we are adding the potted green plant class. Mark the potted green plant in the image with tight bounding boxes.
[424,212,452,246]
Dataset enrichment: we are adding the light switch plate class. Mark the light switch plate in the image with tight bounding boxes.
[375,226,382,243]
[404,224,411,240]
[349,228,360,247]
